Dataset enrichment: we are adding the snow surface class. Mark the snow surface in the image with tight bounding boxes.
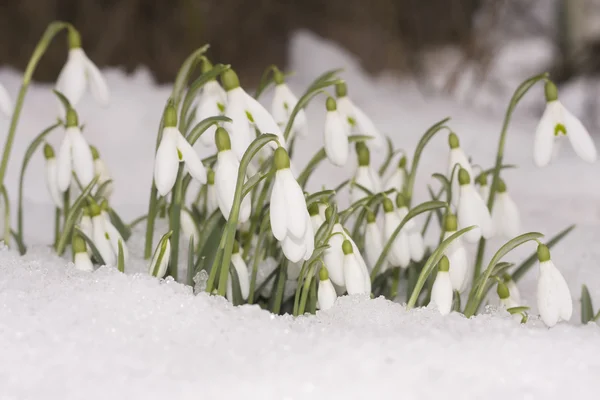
[1,31,600,399]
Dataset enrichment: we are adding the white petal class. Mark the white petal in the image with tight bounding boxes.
[269,176,288,241]
[384,211,410,268]
[280,169,308,239]
[310,214,325,233]
[271,84,290,126]
[154,129,179,196]
[343,254,367,295]
[324,111,349,166]
[239,188,252,224]
[74,252,94,272]
[176,131,207,183]
[364,222,384,271]
[430,271,453,315]
[318,278,338,310]
[196,97,222,146]
[103,213,128,262]
[353,104,385,149]
[324,224,346,287]
[56,49,87,108]
[45,159,63,208]
[302,215,315,260]
[281,233,307,263]
[83,52,110,106]
[384,167,405,192]
[396,206,415,232]
[180,209,199,244]
[336,97,355,122]
[215,150,241,220]
[408,231,425,262]
[149,238,170,278]
[232,253,250,300]
[448,147,473,207]
[507,280,521,304]
[492,192,520,238]
[67,127,95,187]
[458,184,493,243]
[444,233,469,292]
[244,90,286,147]
[79,215,93,239]
[0,82,13,117]
[351,166,375,204]
[92,216,116,266]
[56,134,73,192]
[537,260,572,327]
[207,184,219,214]
[226,88,252,160]
[564,107,597,163]
[533,102,558,167]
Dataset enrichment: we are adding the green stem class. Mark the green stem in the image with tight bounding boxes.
[54,207,61,248]
[271,260,288,314]
[1,186,10,245]
[248,216,270,304]
[297,261,318,315]
[168,165,185,281]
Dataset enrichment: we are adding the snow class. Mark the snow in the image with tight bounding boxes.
[1,30,600,399]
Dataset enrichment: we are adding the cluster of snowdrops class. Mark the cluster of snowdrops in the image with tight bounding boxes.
[1,22,597,328]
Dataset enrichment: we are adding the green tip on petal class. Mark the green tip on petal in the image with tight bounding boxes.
[326,96,337,112]
[66,108,79,128]
[308,203,319,216]
[458,168,471,185]
[335,82,348,98]
[497,282,510,299]
[448,132,460,149]
[438,255,450,272]
[43,143,55,159]
[221,69,240,91]
[215,127,232,151]
[273,147,291,170]
[200,57,214,74]
[502,273,513,283]
[537,244,551,262]
[398,156,407,168]
[342,240,353,255]
[90,145,100,160]
[207,169,215,185]
[163,103,178,128]
[89,202,101,217]
[356,142,370,166]
[544,80,559,102]
[232,241,240,254]
[475,173,488,186]
[319,266,329,281]
[383,198,394,213]
[444,213,457,232]
[72,234,87,254]
[68,28,81,49]
[395,193,406,208]
[273,68,285,85]
[496,178,507,193]
[366,210,376,223]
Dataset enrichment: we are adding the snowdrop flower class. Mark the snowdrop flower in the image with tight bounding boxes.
[503,273,522,304]
[55,29,109,109]
[350,142,381,204]
[335,82,385,149]
[457,168,494,243]
[497,282,524,322]
[206,169,219,215]
[57,108,95,192]
[475,173,490,204]
[72,233,94,272]
[430,256,453,315]
[154,103,206,196]
[317,266,337,310]
[271,69,308,140]
[383,156,407,192]
[342,240,371,295]
[394,194,424,263]
[100,201,129,262]
[364,210,386,272]
[270,147,314,263]
[324,96,350,166]
[448,133,473,207]
[221,69,285,160]
[196,58,227,147]
[214,127,251,222]
[0,82,13,117]
[43,143,63,209]
[227,242,250,302]
[491,179,520,239]
[534,81,597,167]
[181,208,199,244]
[324,221,346,288]
[149,231,172,278]
[89,203,116,266]
[442,213,470,292]
[90,146,113,199]
[382,197,410,268]
[536,244,572,327]
[308,203,325,233]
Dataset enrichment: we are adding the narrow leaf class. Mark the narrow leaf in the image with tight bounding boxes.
[581,284,594,324]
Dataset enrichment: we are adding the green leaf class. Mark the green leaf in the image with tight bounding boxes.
[581,284,595,324]
[172,45,210,107]
[179,63,230,128]
[229,262,244,306]
[377,136,401,177]
[94,179,113,202]
[73,226,106,266]
[117,239,125,273]
[151,231,173,277]
[464,232,544,317]
[371,200,447,280]
[305,190,335,206]
[107,207,132,241]
[242,169,272,199]
[406,226,476,308]
[474,164,518,181]
[186,115,232,146]
[512,224,575,282]
[52,89,72,112]
[310,68,343,89]
[506,306,529,315]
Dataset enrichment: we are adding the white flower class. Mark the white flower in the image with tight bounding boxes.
[90,146,113,200]
[457,168,494,243]
[0,82,13,117]
[341,239,371,295]
[476,174,490,204]
[335,83,385,149]
[270,148,314,263]
[496,282,523,322]
[101,209,128,262]
[56,44,109,109]
[364,211,385,272]
[308,203,325,233]
[271,77,308,139]
[317,266,338,310]
[72,234,94,272]
[491,179,520,239]
[504,275,521,305]
[536,244,572,327]
[447,133,473,207]
[149,232,171,278]
[222,69,285,160]
[408,231,425,263]
[206,170,219,215]
[197,77,227,147]
[383,156,407,192]
[442,214,470,292]
[382,198,410,268]
[56,110,94,192]
[43,143,63,209]
[227,246,250,302]
[534,82,597,167]
[429,256,453,315]
[324,97,350,166]
[154,106,207,196]
[91,209,116,266]
[181,208,199,244]
[324,223,346,287]
[350,143,381,204]
[214,128,251,223]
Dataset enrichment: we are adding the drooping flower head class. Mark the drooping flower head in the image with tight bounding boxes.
[57,107,95,192]
[90,145,113,200]
[448,132,473,207]
[442,213,470,292]
[317,266,338,310]
[536,243,572,327]
[364,209,385,272]
[72,233,94,272]
[341,240,371,295]
[430,255,453,315]
[384,155,407,193]
[271,68,308,140]
[149,231,172,279]
[196,58,227,147]
[491,178,520,239]
[382,197,410,268]
[350,142,381,204]
[324,96,349,166]
[43,143,63,209]
[457,167,494,243]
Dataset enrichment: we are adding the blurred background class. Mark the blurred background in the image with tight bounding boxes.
[2,0,600,121]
